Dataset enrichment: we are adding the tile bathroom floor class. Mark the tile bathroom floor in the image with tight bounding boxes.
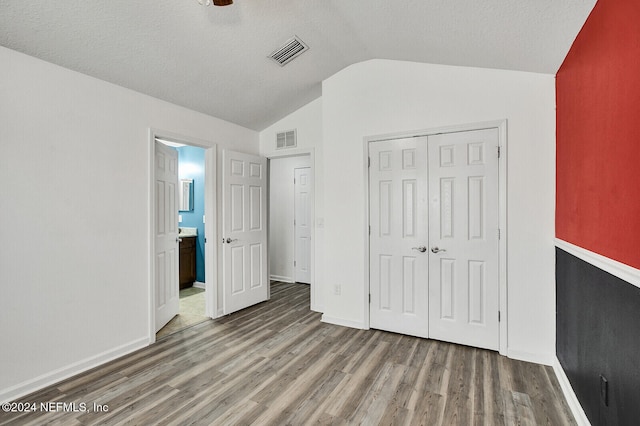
[156,286,208,339]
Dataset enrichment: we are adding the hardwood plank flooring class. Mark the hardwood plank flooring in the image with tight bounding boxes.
[0,282,576,425]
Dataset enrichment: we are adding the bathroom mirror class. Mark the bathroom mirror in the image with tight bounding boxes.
[179,179,194,212]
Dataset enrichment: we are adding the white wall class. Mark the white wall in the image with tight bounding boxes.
[320,59,556,364]
[0,46,258,401]
[257,61,557,363]
[260,98,324,311]
[269,156,311,282]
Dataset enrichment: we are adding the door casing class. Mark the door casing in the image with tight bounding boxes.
[363,120,508,355]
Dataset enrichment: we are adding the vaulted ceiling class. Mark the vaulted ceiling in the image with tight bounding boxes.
[0,0,596,130]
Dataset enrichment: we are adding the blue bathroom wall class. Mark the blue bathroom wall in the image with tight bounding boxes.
[177,145,205,283]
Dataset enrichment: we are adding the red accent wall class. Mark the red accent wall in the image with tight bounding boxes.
[556,0,640,269]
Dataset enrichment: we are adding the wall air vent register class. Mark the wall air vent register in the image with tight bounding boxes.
[276,130,297,149]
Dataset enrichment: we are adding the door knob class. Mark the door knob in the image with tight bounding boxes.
[412,246,427,253]
[225,238,238,244]
[431,247,446,253]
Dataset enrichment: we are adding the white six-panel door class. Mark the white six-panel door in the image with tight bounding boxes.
[294,167,312,284]
[428,128,499,350]
[155,141,180,332]
[368,128,500,350]
[369,137,430,338]
[222,150,268,314]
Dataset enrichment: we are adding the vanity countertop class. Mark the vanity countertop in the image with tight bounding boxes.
[179,227,198,237]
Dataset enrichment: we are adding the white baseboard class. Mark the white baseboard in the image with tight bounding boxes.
[0,337,148,404]
[553,357,591,426]
[192,281,205,289]
[310,303,323,313]
[555,238,640,289]
[507,348,555,366]
[270,275,295,283]
[321,315,366,330]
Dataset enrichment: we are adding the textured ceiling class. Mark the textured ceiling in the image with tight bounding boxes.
[0,0,596,131]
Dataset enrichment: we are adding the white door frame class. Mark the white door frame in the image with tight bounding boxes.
[148,128,218,344]
[363,120,508,355]
[265,148,318,311]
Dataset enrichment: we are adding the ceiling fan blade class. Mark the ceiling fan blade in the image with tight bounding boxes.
[212,0,233,5]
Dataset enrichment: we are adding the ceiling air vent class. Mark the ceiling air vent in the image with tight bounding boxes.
[276,130,297,149]
[269,36,309,66]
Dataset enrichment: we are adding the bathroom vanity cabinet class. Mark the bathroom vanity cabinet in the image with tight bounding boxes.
[179,236,197,289]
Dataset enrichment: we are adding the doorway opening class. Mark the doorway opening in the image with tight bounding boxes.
[267,152,317,310]
[149,130,217,343]
[156,142,207,338]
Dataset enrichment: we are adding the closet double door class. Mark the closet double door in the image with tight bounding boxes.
[369,128,500,351]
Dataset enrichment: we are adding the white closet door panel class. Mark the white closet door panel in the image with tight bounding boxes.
[369,137,429,338]
[428,129,499,351]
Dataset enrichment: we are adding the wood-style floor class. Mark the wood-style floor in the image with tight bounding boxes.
[1,282,576,425]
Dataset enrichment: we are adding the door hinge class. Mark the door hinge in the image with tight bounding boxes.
[368,157,371,168]
[204,238,207,243]
[498,311,501,322]
[369,294,371,303]
[497,146,501,158]
[294,260,297,267]
[369,225,371,235]
[498,228,501,240]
